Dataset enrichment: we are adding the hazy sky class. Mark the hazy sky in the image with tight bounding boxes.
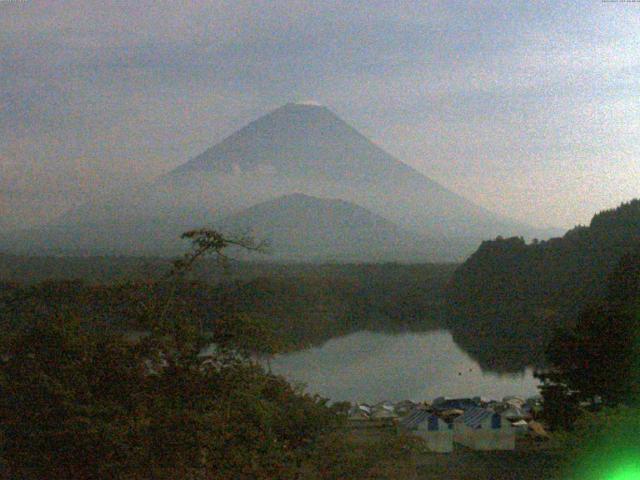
[1,0,639,230]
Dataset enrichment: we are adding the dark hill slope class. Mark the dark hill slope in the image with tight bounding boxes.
[218,193,472,261]
[445,199,640,372]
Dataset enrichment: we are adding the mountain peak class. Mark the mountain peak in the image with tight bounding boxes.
[286,100,324,107]
[273,101,331,115]
[159,104,538,241]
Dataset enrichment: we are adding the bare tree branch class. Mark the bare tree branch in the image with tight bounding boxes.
[156,229,268,327]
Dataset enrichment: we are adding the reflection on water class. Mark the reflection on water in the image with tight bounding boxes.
[270,330,539,403]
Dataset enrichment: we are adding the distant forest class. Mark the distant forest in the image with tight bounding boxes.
[2,200,639,373]
[446,199,640,371]
[0,260,455,352]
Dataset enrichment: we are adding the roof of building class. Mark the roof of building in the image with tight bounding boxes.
[455,407,502,429]
[400,409,450,431]
[400,409,430,429]
[433,398,478,411]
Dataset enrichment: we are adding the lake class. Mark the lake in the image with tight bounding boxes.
[270,330,540,403]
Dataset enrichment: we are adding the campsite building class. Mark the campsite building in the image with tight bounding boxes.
[370,407,398,420]
[453,407,515,451]
[432,398,478,412]
[394,400,418,416]
[400,409,453,453]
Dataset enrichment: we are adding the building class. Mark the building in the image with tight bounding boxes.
[370,406,398,420]
[433,398,478,412]
[394,399,418,416]
[400,409,453,453]
[453,407,515,450]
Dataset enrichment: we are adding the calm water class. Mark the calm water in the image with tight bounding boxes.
[270,330,540,403]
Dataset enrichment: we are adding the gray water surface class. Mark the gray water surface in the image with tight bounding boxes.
[270,330,539,403]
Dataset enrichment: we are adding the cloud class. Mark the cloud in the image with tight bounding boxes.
[1,0,639,230]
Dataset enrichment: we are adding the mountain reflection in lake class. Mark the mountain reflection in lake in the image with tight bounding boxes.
[269,330,539,403]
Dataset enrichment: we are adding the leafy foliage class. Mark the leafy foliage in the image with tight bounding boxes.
[446,199,640,371]
[0,313,344,479]
[538,246,640,430]
[0,229,419,479]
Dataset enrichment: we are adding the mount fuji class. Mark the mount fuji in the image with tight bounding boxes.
[1,103,549,260]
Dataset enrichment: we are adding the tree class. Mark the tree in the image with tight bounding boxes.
[0,230,329,479]
[0,313,145,479]
[0,229,421,479]
[537,246,640,429]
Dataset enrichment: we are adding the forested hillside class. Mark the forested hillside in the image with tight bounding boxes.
[0,230,421,479]
[0,262,454,350]
[445,200,640,371]
[539,244,640,432]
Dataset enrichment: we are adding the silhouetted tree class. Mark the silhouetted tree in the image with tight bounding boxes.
[538,246,640,429]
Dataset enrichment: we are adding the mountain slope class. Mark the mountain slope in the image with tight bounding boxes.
[2,103,546,257]
[164,103,535,239]
[217,193,471,261]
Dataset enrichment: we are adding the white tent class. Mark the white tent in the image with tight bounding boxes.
[400,410,453,453]
[502,406,528,421]
[503,396,526,408]
[370,407,398,420]
[453,407,515,451]
[374,400,395,411]
[348,405,370,421]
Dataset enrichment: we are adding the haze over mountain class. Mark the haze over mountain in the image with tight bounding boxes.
[218,193,476,262]
[4,2,639,233]
[1,103,553,260]
[164,103,540,238]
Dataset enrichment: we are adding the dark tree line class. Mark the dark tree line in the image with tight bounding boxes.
[446,199,640,371]
[538,245,640,430]
[0,263,453,352]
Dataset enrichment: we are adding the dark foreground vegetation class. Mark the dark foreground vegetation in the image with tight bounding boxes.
[441,200,640,478]
[0,258,454,351]
[0,230,421,479]
[0,309,423,479]
[536,242,640,479]
[1,200,639,479]
[539,244,640,423]
[414,446,561,480]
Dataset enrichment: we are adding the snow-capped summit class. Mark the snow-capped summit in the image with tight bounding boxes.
[291,100,323,106]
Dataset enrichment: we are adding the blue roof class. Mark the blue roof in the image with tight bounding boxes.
[456,407,502,429]
[400,409,430,430]
[433,398,478,411]
[400,410,451,431]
